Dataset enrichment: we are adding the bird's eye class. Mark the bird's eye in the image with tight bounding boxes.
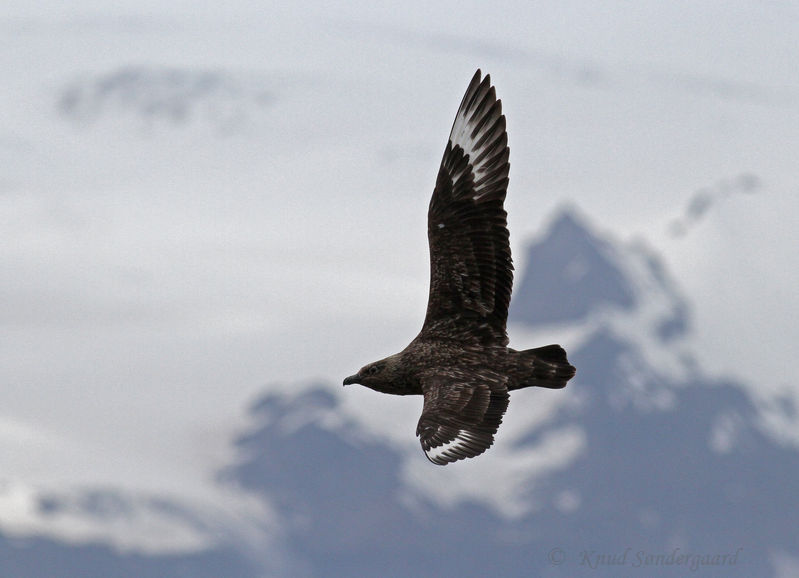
[367,365,380,375]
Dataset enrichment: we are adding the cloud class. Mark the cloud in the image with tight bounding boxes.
[58,66,276,134]
[668,174,762,238]
[0,479,277,556]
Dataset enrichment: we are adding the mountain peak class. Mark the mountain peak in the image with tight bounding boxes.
[510,206,636,326]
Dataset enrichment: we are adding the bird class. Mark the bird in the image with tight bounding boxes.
[343,70,576,465]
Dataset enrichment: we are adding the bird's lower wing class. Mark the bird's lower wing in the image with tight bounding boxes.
[416,369,509,465]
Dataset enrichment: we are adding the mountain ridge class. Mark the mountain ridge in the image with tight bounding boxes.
[4,206,797,577]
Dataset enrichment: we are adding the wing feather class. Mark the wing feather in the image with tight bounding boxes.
[421,70,512,345]
[416,369,509,465]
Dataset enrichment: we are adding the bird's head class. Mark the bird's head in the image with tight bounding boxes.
[343,355,401,393]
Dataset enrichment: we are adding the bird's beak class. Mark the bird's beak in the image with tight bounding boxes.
[343,374,359,386]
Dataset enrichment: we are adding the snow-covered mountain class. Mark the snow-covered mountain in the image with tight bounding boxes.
[4,208,797,577]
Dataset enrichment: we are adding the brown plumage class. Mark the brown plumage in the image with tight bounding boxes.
[343,70,576,465]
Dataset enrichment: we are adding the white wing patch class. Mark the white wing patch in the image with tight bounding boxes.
[449,104,484,165]
[446,72,506,202]
[423,429,482,465]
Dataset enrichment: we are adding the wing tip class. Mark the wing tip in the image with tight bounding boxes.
[418,426,496,466]
[446,70,509,200]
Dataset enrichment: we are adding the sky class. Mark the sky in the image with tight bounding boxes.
[1,0,798,551]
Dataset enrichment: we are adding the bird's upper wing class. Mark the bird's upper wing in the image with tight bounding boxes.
[416,368,509,465]
[421,69,512,346]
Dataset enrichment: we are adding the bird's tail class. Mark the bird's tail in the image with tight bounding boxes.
[509,344,576,391]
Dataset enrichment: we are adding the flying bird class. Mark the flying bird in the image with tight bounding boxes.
[344,70,576,465]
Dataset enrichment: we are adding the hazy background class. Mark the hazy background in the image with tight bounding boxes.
[1,1,798,574]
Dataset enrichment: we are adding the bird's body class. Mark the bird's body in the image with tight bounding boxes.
[344,70,575,465]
